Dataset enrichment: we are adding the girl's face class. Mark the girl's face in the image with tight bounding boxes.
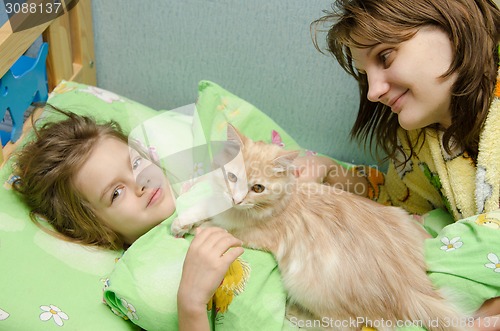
[350,26,457,130]
[74,137,176,244]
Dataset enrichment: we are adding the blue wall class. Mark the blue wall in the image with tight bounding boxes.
[91,0,381,166]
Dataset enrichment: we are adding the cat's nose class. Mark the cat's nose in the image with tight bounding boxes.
[232,194,245,205]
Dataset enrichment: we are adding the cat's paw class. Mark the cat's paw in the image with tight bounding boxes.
[170,218,192,238]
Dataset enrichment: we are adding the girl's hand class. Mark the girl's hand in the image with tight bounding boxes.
[177,227,244,331]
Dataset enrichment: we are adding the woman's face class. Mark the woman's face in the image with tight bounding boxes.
[74,137,176,244]
[350,26,457,130]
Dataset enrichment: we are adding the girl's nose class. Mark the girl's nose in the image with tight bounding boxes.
[134,163,164,195]
[135,179,148,195]
[366,71,390,103]
[135,169,150,195]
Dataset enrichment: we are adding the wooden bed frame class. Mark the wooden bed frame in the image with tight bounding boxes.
[0,0,96,165]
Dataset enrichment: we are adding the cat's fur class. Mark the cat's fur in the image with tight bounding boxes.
[171,125,465,331]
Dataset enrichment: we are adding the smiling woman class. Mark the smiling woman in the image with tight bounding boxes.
[349,26,456,130]
[315,0,499,163]
[312,0,500,327]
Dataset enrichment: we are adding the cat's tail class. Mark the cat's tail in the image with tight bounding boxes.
[406,289,470,331]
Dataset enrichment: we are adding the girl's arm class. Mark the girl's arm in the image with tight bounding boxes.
[177,227,244,331]
[475,297,500,331]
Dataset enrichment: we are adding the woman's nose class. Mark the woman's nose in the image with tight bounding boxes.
[366,71,390,103]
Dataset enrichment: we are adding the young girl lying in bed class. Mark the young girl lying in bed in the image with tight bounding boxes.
[12,108,343,330]
[11,110,246,331]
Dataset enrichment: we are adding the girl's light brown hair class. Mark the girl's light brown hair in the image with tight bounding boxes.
[313,0,500,162]
[13,107,128,250]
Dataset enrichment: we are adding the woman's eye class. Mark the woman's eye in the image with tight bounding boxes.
[379,50,393,66]
[111,187,123,202]
[251,184,265,193]
[227,172,237,183]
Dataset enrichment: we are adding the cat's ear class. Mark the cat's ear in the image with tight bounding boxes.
[272,151,299,174]
[226,123,246,148]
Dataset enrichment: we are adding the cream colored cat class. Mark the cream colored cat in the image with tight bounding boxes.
[171,124,465,331]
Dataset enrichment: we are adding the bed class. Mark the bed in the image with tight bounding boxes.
[0,3,458,328]
[3,2,495,331]
[0,0,96,158]
[0,2,303,330]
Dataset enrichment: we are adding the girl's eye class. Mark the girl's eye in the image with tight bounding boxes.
[132,157,142,171]
[251,184,265,193]
[227,172,237,183]
[111,187,123,202]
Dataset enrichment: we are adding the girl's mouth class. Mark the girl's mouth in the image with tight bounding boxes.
[147,188,162,207]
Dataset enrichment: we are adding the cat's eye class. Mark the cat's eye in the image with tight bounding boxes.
[227,172,237,183]
[251,184,265,193]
